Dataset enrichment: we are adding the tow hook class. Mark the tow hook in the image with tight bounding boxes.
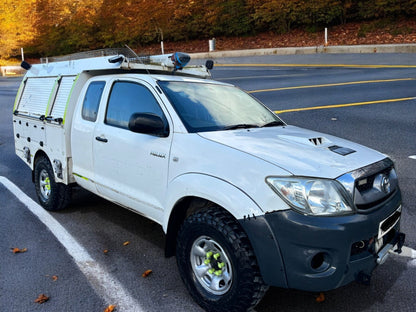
[377,232,406,264]
[394,233,406,254]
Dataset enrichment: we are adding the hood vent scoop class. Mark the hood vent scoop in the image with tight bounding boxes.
[309,137,325,146]
[278,134,330,147]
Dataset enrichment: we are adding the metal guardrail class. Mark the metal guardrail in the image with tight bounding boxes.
[0,65,25,77]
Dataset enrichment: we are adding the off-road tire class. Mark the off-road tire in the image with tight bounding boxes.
[176,207,268,312]
[34,156,71,211]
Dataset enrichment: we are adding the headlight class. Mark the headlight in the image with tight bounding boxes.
[266,177,354,216]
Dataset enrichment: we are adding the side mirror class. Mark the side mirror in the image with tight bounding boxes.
[128,113,169,137]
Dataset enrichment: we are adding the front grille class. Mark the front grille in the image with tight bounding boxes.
[337,158,398,211]
[355,166,392,193]
[355,190,396,210]
[355,176,375,193]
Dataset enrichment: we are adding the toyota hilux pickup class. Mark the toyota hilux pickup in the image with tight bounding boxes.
[13,49,405,312]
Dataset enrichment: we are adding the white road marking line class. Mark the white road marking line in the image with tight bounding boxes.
[409,155,416,160]
[0,176,143,312]
[390,246,416,268]
[390,246,416,259]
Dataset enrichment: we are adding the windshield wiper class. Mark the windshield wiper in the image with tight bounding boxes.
[261,120,285,128]
[223,124,260,130]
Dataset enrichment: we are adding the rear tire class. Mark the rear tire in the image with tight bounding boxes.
[176,207,268,312]
[34,156,71,211]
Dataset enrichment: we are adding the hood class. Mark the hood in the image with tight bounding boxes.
[198,125,386,179]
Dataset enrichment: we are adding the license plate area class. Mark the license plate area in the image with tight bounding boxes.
[375,205,401,253]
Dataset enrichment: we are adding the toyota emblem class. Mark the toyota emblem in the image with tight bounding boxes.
[380,175,391,194]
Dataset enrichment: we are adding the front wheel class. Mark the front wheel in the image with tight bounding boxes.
[176,207,268,312]
[34,156,71,211]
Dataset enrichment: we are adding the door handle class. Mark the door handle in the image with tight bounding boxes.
[95,136,108,143]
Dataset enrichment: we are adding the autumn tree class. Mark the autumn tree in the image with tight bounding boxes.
[33,0,103,55]
[0,0,37,59]
[212,0,253,36]
[1,0,416,60]
[250,0,345,33]
[357,0,416,20]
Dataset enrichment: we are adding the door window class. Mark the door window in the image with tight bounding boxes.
[105,81,166,129]
[82,81,105,122]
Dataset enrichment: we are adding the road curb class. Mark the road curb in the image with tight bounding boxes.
[190,43,416,59]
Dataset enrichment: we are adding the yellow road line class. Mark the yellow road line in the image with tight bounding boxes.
[218,73,307,81]
[248,78,416,93]
[216,63,416,68]
[274,97,415,114]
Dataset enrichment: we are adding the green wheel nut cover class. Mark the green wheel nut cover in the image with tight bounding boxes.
[213,253,220,260]
[45,177,51,190]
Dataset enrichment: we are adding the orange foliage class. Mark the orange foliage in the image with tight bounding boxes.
[104,305,116,312]
[316,292,325,303]
[1,0,415,59]
[34,294,49,304]
[142,269,152,278]
[11,247,28,253]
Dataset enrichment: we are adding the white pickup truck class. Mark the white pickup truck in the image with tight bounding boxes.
[13,50,405,312]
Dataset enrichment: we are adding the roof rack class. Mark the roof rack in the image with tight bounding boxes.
[27,49,211,79]
[40,48,147,63]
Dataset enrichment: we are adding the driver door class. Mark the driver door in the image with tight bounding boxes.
[93,78,172,223]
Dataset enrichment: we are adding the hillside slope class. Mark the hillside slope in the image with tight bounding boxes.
[140,19,416,55]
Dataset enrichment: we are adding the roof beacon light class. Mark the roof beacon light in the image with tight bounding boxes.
[170,52,190,71]
[21,61,32,70]
[108,55,125,64]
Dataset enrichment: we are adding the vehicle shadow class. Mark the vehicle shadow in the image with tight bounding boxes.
[55,186,204,311]
[56,187,410,312]
[256,256,409,311]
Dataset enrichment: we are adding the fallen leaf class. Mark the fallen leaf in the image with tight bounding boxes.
[34,294,49,304]
[103,249,109,254]
[11,247,27,254]
[104,304,116,312]
[316,292,325,303]
[123,241,130,246]
[52,275,58,281]
[142,269,152,278]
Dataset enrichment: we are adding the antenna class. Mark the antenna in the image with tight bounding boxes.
[124,44,151,75]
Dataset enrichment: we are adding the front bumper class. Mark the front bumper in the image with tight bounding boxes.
[239,189,403,292]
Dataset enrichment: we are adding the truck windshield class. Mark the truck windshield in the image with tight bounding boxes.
[158,81,284,133]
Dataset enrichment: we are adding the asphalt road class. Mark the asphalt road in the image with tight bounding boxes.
[1,53,416,312]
